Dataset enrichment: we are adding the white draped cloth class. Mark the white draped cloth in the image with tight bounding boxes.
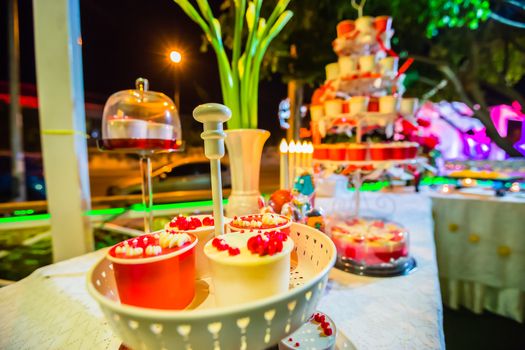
[0,193,444,349]
[431,192,525,323]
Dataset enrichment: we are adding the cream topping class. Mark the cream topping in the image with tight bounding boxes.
[115,245,144,257]
[159,232,191,249]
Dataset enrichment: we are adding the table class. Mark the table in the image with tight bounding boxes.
[430,190,525,323]
[0,193,444,349]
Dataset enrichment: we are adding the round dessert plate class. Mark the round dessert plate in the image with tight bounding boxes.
[336,255,416,277]
[87,223,336,350]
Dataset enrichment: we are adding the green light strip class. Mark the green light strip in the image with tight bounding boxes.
[0,199,228,224]
[130,199,228,212]
[0,213,51,224]
[85,208,126,216]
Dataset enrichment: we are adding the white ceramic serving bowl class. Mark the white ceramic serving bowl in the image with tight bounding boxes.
[87,223,336,350]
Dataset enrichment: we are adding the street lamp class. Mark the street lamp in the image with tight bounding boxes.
[169,50,182,111]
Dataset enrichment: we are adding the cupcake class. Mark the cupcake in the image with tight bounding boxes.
[327,144,346,161]
[107,232,198,309]
[369,143,392,160]
[204,230,294,306]
[345,143,367,161]
[228,213,292,234]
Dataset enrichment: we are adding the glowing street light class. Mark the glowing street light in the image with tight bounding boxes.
[169,50,182,64]
[169,50,182,110]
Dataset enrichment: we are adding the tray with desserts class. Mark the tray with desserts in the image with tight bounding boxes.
[87,214,336,350]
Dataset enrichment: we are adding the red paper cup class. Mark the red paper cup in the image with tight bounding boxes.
[337,20,355,37]
[328,145,346,160]
[391,144,408,159]
[346,144,367,161]
[342,100,351,114]
[369,144,391,160]
[314,145,328,159]
[368,98,379,112]
[374,16,392,33]
[108,233,198,309]
[407,143,418,158]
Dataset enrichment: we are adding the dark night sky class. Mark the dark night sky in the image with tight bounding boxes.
[0,0,288,144]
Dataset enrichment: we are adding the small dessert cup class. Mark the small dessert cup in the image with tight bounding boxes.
[406,142,419,158]
[228,213,292,234]
[337,20,355,37]
[355,16,375,35]
[350,96,370,115]
[328,144,346,161]
[106,118,148,139]
[368,97,379,112]
[310,104,324,122]
[378,56,399,77]
[358,55,377,74]
[390,142,409,159]
[147,122,174,140]
[325,62,340,81]
[165,215,227,279]
[374,16,393,34]
[379,95,399,114]
[204,231,294,306]
[400,98,419,117]
[313,144,329,160]
[369,143,392,160]
[338,56,358,77]
[107,232,198,309]
[346,144,367,161]
[324,99,343,117]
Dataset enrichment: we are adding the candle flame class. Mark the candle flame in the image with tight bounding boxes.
[279,139,288,153]
[307,142,314,154]
[295,141,303,153]
[289,140,296,153]
[302,141,308,153]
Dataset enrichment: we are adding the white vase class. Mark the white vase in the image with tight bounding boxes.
[225,129,270,217]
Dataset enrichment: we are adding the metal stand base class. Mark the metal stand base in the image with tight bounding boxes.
[335,256,417,277]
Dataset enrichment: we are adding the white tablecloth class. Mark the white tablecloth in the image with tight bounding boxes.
[0,193,444,349]
[431,191,525,322]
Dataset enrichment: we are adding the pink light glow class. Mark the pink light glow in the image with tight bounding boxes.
[490,101,524,138]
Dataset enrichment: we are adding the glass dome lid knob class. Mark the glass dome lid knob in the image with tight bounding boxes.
[135,77,149,92]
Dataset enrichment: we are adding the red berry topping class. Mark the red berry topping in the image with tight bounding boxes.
[288,338,293,341]
[228,247,240,256]
[169,221,178,228]
[321,321,329,329]
[314,313,323,323]
[295,342,300,347]
[202,217,212,226]
[324,327,333,336]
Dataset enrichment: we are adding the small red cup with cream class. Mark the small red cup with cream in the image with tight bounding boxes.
[107,232,198,309]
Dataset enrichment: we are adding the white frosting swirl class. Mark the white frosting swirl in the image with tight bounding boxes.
[159,232,191,249]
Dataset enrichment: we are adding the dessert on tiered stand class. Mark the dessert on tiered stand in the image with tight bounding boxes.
[87,103,338,350]
[310,15,420,165]
[308,15,419,276]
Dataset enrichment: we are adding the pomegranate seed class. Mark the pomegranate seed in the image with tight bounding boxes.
[324,327,333,336]
[294,342,300,347]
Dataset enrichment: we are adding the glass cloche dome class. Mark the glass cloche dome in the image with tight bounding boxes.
[100,78,183,152]
[329,217,416,276]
